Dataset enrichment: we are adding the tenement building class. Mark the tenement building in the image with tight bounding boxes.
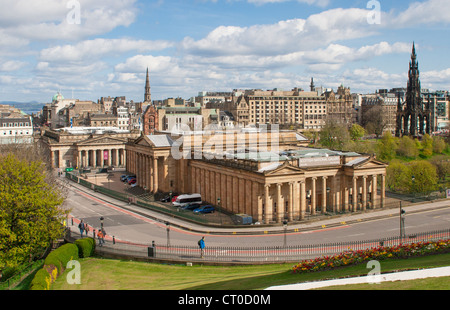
[126,129,387,223]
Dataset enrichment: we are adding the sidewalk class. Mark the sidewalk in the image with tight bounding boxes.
[266,266,450,290]
[65,177,450,236]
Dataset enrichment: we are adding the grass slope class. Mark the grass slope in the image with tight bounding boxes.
[51,253,450,290]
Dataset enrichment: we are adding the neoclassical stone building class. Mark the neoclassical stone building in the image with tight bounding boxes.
[126,129,387,223]
[39,127,140,170]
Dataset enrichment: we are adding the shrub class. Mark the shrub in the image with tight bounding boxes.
[75,238,95,258]
[44,243,79,275]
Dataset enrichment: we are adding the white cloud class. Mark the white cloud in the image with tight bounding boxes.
[39,39,174,62]
[0,0,138,41]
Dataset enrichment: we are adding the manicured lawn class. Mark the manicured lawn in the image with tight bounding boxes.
[50,253,450,290]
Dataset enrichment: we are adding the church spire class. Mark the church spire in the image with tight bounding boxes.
[310,77,315,91]
[144,67,151,103]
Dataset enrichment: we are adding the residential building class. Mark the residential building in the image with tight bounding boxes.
[0,105,33,144]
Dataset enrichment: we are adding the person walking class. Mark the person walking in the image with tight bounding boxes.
[198,236,205,258]
[78,220,85,238]
[97,229,105,247]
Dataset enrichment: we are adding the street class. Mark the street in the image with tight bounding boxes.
[63,180,450,248]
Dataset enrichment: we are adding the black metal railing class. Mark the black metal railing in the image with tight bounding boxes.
[67,227,450,263]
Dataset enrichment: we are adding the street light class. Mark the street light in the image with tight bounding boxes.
[217,197,222,225]
[283,220,288,247]
[166,221,170,247]
[400,205,406,243]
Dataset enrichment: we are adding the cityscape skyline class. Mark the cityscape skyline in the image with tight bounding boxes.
[0,0,449,103]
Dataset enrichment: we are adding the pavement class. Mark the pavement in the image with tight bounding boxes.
[266,266,450,290]
[66,176,450,236]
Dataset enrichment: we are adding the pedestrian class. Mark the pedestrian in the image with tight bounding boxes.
[78,220,85,238]
[198,236,205,258]
[97,229,105,247]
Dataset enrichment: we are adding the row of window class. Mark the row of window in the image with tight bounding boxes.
[1,130,31,136]
[0,122,31,128]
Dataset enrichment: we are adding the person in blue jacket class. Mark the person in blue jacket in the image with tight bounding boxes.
[198,236,205,258]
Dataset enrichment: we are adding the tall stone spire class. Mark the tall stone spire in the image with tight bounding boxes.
[144,67,151,103]
[310,77,315,91]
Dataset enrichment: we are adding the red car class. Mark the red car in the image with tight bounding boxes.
[128,178,136,185]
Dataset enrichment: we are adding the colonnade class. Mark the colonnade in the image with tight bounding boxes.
[77,148,126,168]
[190,163,386,223]
[126,150,171,193]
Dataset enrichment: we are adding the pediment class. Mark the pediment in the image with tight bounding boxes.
[263,162,305,176]
[78,135,127,146]
[347,157,388,169]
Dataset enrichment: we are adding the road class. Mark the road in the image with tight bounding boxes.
[63,181,450,248]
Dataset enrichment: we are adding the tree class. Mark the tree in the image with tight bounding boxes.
[386,160,412,193]
[0,154,67,271]
[349,124,366,141]
[377,132,396,162]
[319,121,350,150]
[432,136,446,154]
[409,161,438,194]
[421,134,433,157]
[429,155,450,182]
[362,105,388,137]
[396,136,419,158]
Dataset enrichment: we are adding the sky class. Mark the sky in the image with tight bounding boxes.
[0,0,449,103]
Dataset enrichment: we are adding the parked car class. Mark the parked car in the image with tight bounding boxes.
[128,178,136,185]
[160,194,174,202]
[180,203,202,211]
[193,205,215,214]
[122,175,136,182]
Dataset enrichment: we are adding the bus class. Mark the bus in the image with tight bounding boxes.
[172,194,202,207]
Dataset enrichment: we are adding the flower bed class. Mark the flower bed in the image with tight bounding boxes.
[292,240,450,274]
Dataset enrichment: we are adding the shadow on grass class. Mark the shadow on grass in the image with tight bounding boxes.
[186,270,296,290]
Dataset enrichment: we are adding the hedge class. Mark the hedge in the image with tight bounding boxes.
[43,243,79,276]
[30,239,97,290]
[75,238,95,258]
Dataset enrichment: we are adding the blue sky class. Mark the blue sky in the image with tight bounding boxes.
[0,0,449,103]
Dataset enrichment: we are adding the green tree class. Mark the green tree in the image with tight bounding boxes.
[319,121,350,150]
[396,136,419,158]
[349,124,366,141]
[421,134,433,157]
[386,160,412,193]
[377,132,397,162]
[429,155,450,182]
[0,154,67,271]
[432,136,447,154]
[409,161,438,194]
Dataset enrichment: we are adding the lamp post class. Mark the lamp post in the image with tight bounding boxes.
[217,197,222,225]
[166,221,170,247]
[283,220,288,247]
[399,203,406,243]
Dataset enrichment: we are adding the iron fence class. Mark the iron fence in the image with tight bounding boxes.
[67,228,450,263]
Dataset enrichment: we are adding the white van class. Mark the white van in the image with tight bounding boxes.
[172,194,202,207]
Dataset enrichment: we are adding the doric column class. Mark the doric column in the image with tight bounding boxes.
[311,177,317,215]
[352,176,358,212]
[322,176,327,214]
[153,156,158,193]
[381,174,386,208]
[276,183,282,223]
[288,182,294,222]
[300,180,306,220]
[362,175,367,211]
[264,184,271,224]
